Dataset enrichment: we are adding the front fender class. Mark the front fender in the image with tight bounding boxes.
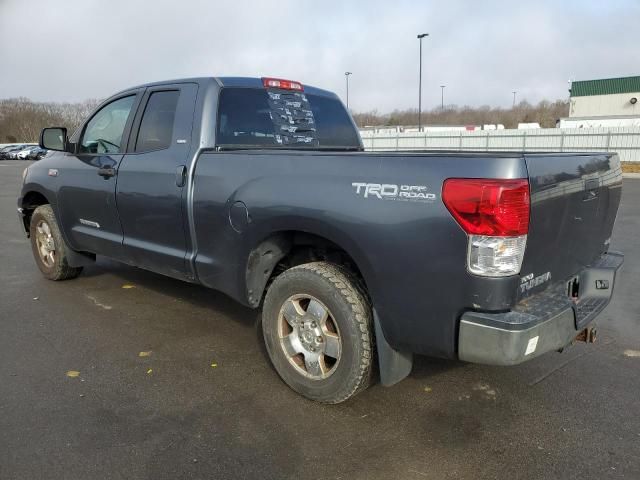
[18,181,57,233]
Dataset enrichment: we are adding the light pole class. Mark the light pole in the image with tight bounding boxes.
[512,91,517,108]
[417,33,429,131]
[345,72,352,109]
[440,85,446,111]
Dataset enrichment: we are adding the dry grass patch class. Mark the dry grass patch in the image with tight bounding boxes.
[622,163,640,173]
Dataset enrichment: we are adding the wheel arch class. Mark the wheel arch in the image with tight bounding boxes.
[19,190,53,235]
[20,190,95,267]
[244,227,375,309]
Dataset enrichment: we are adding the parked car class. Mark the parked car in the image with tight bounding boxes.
[6,144,36,159]
[35,148,49,160]
[0,144,30,160]
[38,149,55,160]
[17,146,42,160]
[17,146,47,160]
[16,147,34,160]
[0,145,16,159]
[18,77,624,403]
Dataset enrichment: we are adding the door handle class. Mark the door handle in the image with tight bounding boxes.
[98,167,116,178]
[176,165,187,187]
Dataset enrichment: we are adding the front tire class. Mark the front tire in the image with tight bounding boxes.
[29,205,82,281]
[262,262,373,403]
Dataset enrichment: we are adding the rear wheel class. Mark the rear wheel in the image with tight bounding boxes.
[262,262,373,403]
[29,205,82,281]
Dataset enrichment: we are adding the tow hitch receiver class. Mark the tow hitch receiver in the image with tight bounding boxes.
[575,326,597,343]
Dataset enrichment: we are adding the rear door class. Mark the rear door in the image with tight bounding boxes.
[519,153,623,297]
[116,83,198,279]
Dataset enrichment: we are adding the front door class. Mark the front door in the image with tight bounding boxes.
[116,83,198,279]
[58,93,140,259]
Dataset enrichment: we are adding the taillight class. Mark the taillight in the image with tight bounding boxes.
[262,77,304,91]
[442,178,529,236]
[442,178,530,277]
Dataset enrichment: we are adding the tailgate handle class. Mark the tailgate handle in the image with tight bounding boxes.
[583,179,600,201]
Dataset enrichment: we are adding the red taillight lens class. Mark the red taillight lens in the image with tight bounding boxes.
[442,178,530,236]
[262,77,304,91]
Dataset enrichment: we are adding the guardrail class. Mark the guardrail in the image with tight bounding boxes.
[359,127,640,162]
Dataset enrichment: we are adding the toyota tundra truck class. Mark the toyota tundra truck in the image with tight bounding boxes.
[18,76,623,403]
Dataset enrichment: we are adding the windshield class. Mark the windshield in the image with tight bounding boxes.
[216,87,361,150]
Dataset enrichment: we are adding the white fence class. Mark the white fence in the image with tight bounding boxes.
[359,127,640,163]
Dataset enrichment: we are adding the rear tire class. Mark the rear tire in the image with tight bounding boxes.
[262,262,373,403]
[29,205,83,281]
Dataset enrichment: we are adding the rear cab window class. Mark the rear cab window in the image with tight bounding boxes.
[216,87,361,150]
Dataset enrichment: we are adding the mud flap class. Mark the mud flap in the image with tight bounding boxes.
[374,310,413,386]
[66,249,95,267]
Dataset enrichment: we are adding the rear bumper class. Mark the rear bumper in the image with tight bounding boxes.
[458,251,623,366]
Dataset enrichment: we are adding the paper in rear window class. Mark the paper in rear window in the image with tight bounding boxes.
[216,87,360,149]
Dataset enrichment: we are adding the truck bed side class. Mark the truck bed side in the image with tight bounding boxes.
[191,151,528,358]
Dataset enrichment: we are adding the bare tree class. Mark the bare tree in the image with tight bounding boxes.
[353,99,569,129]
[0,97,101,143]
[0,96,569,144]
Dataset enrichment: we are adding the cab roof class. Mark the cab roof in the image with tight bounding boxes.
[119,76,336,98]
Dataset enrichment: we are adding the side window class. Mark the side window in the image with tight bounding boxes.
[134,90,180,152]
[80,96,136,154]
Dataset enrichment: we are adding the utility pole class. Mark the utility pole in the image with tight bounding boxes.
[345,72,352,109]
[417,33,429,131]
[512,91,517,108]
[440,85,446,111]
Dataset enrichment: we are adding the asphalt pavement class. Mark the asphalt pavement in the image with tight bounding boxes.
[1,160,639,480]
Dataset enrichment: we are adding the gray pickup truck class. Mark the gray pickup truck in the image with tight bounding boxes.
[18,76,623,403]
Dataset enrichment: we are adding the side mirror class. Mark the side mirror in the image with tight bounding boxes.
[40,127,68,151]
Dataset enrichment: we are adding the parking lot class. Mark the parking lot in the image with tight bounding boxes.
[0,159,639,480]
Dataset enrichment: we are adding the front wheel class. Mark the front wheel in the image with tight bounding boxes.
[29,205,83,281]
[262,262,373,403]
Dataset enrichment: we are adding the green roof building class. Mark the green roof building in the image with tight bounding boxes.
[569,76,640,118]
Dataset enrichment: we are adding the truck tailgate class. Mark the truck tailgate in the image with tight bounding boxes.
[519,153,623,298]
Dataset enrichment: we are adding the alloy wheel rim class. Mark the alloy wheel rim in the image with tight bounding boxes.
[277,294,342,380]
[35,220,56,268]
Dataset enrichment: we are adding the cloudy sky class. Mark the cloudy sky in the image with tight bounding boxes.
[1,0,639,112]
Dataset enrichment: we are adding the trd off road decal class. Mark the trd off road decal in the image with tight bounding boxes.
[352,182,437,203]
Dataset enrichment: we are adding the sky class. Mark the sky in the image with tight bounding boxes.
[1,0,639,113]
